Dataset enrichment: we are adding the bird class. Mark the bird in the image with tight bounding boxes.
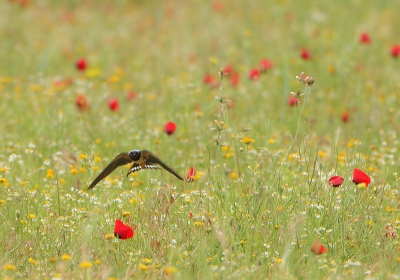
[88,149,183,189]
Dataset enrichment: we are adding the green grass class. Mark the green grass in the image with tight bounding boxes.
[0,0,399,279]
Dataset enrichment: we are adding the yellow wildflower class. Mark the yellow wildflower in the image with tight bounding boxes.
[3,264,16,271]
[138,263,149,271]
[28,257,37,265]
[105,234,115,240]
[122,211,131,217]
[80,261,93,269]
[240,136,256,144]
[79,153,86,159]
[61,254,71,261]
[95,259,101,265]
[230,172,237,179]
[141,258,152,264]
[164,266,178,275]
[29,214,36,219]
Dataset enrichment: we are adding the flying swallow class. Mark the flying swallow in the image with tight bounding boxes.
[88,149,183,189]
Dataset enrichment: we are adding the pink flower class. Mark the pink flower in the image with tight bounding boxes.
[164,121,177,135]
[391,44,400,58]
[248,68,260,80]
[108,98,119,111]
[300,48,311,60]
[360,32,372,44]
[329,176,344,187]
[75,58,87,71]
[259,59,273,72]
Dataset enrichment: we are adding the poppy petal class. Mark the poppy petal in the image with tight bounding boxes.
[114,219,134,239]
[352,168,371,186]
[186,167,196,182]
[328,176,344,187]
[311,240,328,255]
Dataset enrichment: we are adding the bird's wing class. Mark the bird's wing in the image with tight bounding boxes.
[88,153,132,189]
[142,150,183,181]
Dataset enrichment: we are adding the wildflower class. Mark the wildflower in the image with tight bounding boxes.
[311,240,328,255]
[248,68,260,80]
[122,211,131,217]
[29,214,36,219]
[3,264,16,271]
[28,257,37,265]
[76,95,89,111]
[385,225,397,240]
[141,258,152,264]
[75,58,87,72]
[61,254,71,261]
[164,121,177,135]
[105,233,114,240]
[203,74,218,88]
[46,169,54,179]
[240,136,256,144]
[288,95,300,106]
[79,261,93,269]
[186,167,196,182]
[259,59,273,72]
[164,266,178,275]
[359,32,371,44]
[230,172,237,179]
[138,263,149,271]
[296,72,316,87]
[108,98,119,111]
[329,176,344,187]
[127,91,137,100]
[223,64,233,75]
[352,168,371,186]
[341,112,349,123]
[300,48,311,60]
[114,219,134,239]
[391,44,400,58]
[230,71,240,87]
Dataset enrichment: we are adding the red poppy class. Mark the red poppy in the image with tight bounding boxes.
[114,219,134,239]
[352,168,371,186]
[391,44,400,58]
[203,74,218,88]
[164,121,177,135]
[259,59,273,72]
[341,112,349,123]
[126,91,137,100]
[359,32,372,44]
[230,71,240,87]
[75,58,87,71]
[248,68,260,80]
[76,95,89,111]
[223,64,233,76]
[288,95,300,106]
[311,240,328,255]
[300,48,311,60]
[108,98,119,111]
[329,176,344,187]
[186,167,196,182]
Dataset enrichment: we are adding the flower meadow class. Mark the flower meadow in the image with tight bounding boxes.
[1,1,400,279]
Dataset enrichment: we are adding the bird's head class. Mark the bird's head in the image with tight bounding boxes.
[128,150,141,161]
